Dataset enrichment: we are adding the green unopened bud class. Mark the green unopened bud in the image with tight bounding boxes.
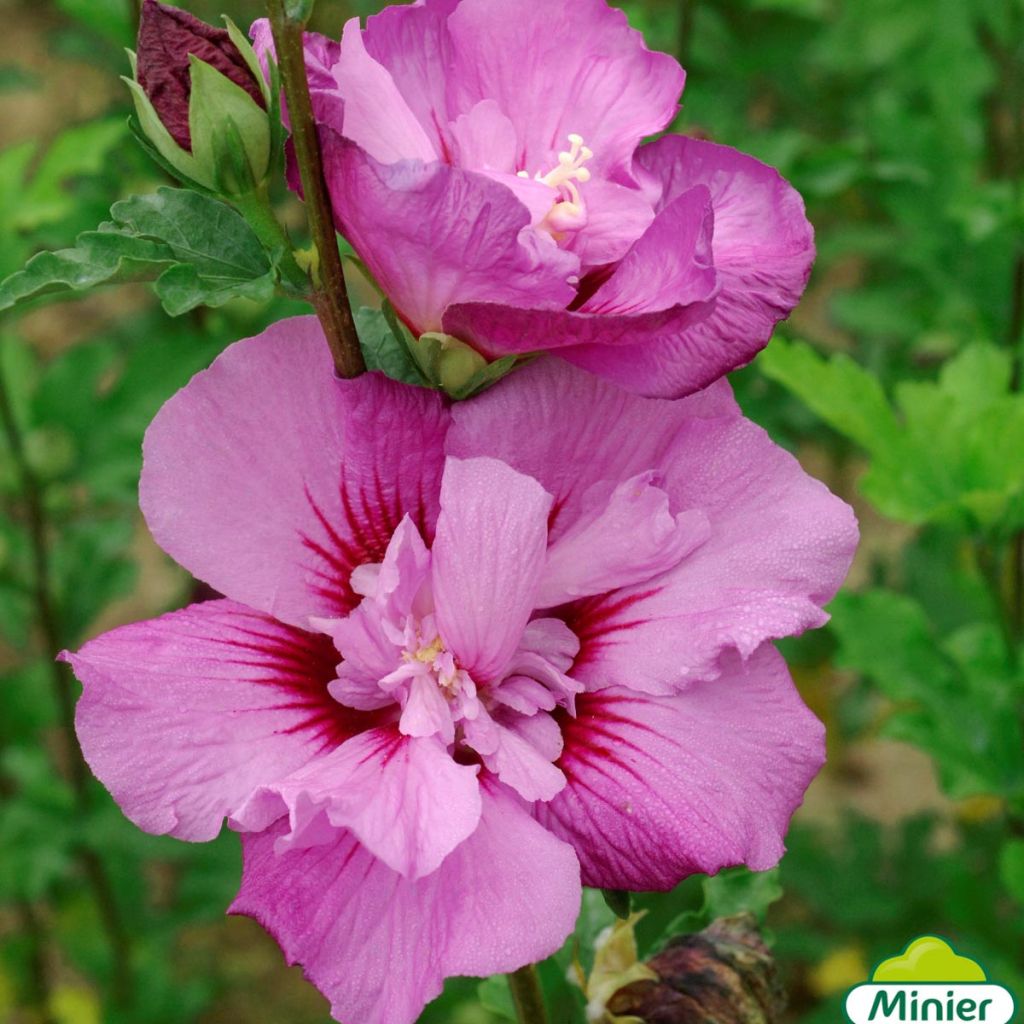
[419,333,489,395]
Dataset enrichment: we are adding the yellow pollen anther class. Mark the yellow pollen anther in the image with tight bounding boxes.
[413,636,444,663]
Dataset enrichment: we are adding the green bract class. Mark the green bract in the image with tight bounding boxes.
[124,18,274,197]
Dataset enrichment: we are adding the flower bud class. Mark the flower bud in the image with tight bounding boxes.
[125,1,273,196]
[604,914,786,1024]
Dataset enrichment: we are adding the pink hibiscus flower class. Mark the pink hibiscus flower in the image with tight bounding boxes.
[251,0,814,398]
[63,318,855,1024]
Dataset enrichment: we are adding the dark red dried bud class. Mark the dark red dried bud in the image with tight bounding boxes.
[606,914,786,1024]
[135,0,265,151]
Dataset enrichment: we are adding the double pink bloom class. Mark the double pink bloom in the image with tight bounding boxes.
[65,2,855,1022]
[67,319,855,1023]
[253,0,814,397]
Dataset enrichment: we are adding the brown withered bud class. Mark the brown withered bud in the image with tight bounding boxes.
[136,0,265,151]
[605,914,786,1024]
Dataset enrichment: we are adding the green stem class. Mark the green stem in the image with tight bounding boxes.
[0,358,135,1010]
[232,185,309,295]
[507,964,549,1024]
[266,0,365,378]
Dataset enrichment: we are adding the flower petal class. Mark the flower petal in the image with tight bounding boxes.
[432,457,552,683]
[442,186,720,393]
[362,0,460,157]
[230,782,581,1024]
[564,411,858,693]
[449,359,856,692]
[537,472,710,608]
[333,17,438,163]
[250,20,344,132]
[563,177,656,269]
[233,729,480,879]
[535,645,824,890]
[635,135,815,375]
[320,133,578,335]
[482,713,567,802]
[445,0,684,180]
[447,358,736,544]
[140,316,449,626]
[64,600,373,842]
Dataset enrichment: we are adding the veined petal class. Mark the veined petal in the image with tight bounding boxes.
[140,317,449,626]
[564,411,858,693]
[320,133,578,336]
[445,0,684,180]
[232,729,480,879]
[536,472,711,608]
[535,645,824,890]
[448,359,856,693]
[635,135,815,376]
[230,782,581,1024]
[432,457,552,684]
[362,0,460,157]
[333,18,438,163]
[65,600,375,842]
[447,358,737,545]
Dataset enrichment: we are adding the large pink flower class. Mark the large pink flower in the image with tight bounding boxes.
[64,318,855,1024]
[251,0,814,398]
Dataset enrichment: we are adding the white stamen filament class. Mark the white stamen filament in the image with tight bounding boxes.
[519,133,594,234]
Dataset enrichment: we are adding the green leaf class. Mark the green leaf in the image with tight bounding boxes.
[830,590,1024,799]
[354,306,430,387]
[762,339,1024,534]
[703,867,783,923]
[602,889,633,920]
[0,188,275,316]
[759,337,900,451]
[15,117,127,231]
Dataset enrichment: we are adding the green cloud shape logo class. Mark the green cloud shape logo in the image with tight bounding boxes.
[871,938,986,983]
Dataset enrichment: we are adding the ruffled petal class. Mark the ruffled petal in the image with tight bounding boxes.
[432,457,552,683]
[232,729,480,879]
[563,410,858,693]
[448,360,856,693]
[535,645,824,890]
[446,358,737,544]
[442,186,720,397]
[65,600,374,842]
[230,782,581,1024]
[445,0,684,180]
[563,177,656,269]
[536,473,711,608]
[320,134,579,335]
[140,316,449,626]
[635,135,815,376]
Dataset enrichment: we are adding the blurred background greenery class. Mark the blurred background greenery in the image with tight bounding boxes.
[1,0,1022,1021]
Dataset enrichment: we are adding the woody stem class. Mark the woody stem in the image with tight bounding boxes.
[507,963,549,1024]
[266,0,365,378]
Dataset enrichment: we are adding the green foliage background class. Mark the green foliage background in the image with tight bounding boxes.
[0,0,1022,1021]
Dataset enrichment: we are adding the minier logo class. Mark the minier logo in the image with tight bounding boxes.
[845,937,1015,1024]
